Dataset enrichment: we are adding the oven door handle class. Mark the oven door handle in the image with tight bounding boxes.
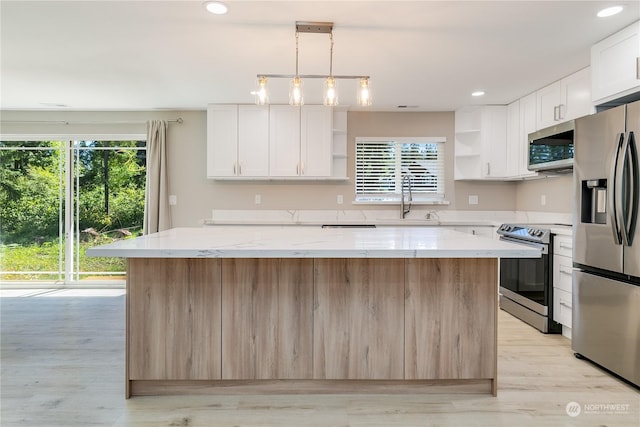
[499,236,547,254]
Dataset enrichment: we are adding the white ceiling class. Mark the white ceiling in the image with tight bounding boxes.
[1,0,638,112]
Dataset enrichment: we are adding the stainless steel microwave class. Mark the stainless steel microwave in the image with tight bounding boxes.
[528,120,574,172]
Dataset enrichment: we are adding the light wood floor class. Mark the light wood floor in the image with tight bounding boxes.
[1,291,638,426]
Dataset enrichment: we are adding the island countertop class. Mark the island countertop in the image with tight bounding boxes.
[87,226,540,259]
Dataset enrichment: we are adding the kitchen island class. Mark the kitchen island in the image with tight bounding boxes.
[88,226,539,398]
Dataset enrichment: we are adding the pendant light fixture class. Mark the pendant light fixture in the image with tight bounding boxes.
[256,22,371,107]
[323,32,338,106]
[289,31,304,106]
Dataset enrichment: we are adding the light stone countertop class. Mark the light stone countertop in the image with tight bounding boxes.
[87,226,542,259]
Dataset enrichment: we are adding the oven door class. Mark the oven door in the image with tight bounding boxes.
[499,237,549,315]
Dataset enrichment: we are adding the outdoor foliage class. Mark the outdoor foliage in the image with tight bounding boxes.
[0,140,145,280]
[0,140,145,245]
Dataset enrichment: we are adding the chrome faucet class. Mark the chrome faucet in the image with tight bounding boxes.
[400,174,412,219]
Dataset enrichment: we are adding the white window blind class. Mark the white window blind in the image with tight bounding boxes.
[355,137,446,202]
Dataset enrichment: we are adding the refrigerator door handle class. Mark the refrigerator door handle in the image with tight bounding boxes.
[610,133,624,245]
[621,131,638,246]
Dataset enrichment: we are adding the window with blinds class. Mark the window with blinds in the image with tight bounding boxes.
[355,137,446,202]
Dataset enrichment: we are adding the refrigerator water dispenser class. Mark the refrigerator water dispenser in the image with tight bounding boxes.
[581,179,607,224]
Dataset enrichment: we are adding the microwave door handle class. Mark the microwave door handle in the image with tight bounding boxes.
[621,131,639,246]
[610,133,624,245]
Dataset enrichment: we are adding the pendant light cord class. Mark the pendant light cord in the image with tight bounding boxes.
[329,32,334,77]
[295,31,299,76]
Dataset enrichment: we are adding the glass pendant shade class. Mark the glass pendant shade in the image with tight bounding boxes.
[289,76,304,106]
[357,77,372,106]
[255,76,269,105]
[323,77,338,106]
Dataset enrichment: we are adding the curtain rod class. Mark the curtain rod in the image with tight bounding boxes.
[0,118,183,125]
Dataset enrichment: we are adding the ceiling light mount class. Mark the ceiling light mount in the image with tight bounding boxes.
[296,21,333,34]
[255,21,371,107]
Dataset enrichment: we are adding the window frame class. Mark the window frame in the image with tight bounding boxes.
[354,136,448,204]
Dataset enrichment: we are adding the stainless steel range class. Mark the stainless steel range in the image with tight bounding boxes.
[497,224,562,333]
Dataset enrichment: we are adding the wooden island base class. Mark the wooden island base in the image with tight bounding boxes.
[126,257,497,398]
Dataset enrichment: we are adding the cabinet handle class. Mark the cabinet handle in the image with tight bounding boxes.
[486,162,491,176]
[233,163,237,175]
[559,243,572,250]
[553,105,559,121]
[238,163,242,175]
[559,267,572,276]
[301,162,305,175]
[559,299,572,309]
[558,104,565,120]
[636,57,640,80]
[296,164,300,175]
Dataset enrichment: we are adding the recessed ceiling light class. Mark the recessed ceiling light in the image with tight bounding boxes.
[471,91,485,97]
[597,5,624,18]
[204,1,228,15]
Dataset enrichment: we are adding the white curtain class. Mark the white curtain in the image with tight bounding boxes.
[143,120,172,234]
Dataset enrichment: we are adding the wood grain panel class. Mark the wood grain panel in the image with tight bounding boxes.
[221,259,313,379]
[128,258,221,380]
[313,258,405,380]
[405,258,497,380]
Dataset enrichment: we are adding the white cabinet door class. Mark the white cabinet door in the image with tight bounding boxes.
[301,106,332,177]
[454,106,507,180]
[536,80,562,129]
[238,105,269,177]
[481,106,507,178]
[506,100,520,178]
[269,105,301,177]
[591,21,640,104]
[562,67,592,121]
[537,68,593,129]
[519,93,538,177]
[207,104,238,178]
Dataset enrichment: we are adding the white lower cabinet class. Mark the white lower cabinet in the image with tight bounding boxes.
[553,234,573,338]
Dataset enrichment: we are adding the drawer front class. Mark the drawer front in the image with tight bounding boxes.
[553,254,573,293]
[554,235,573,258]
[553,287,572,328]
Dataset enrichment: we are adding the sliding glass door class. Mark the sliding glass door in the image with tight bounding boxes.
[0,139,145,285]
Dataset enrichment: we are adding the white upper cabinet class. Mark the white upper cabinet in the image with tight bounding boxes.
[591,21,640,104]
[537,67,592,129]
[207,104,336,180]
[518,92,539,178]
[300,106,333,177]
[505,94,538,179]
[506,100,520,178]
[206,104,269,178]
[238,106,270,177]
[269,106,301,177]
[454,106,507,180]
[269,105,333,178]
[207,104,239,178]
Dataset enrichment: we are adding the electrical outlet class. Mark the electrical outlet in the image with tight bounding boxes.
[169,195,177,205]
[468,195,479,205]
[337,195,344,204]
[254,194,261,205]
[541,194,546,206]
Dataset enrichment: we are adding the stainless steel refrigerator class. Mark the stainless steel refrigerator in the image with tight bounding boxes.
[573,99,640,387]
